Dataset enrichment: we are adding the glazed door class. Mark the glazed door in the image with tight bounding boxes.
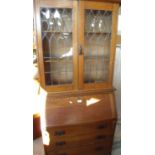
[35,0,78,92]
[78,1,119,90]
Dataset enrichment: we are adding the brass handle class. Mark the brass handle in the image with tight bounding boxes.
[79,45,83,55]
[96,135,106,140]
[97,123,107,129]
[55,141,66,146]
[54,130,65,136]
[58,153,67,155]
[95,146,104,151]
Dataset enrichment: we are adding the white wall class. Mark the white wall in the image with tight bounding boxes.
[112,44,121,155]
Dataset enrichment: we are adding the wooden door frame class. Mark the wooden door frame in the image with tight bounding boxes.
[78,1,119,90]
[34,0,78,92]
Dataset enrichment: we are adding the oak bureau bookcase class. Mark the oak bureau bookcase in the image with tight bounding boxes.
[34,0,120,154]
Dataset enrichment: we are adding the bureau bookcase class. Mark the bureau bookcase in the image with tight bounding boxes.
[34,0,119,154]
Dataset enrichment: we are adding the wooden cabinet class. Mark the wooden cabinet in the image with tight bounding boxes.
[43,92,117,155]
[34,0,119,155]
[34,0,119,92]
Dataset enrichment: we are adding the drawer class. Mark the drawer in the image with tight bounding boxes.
[46,151,110,155]
[46,120,115,139]
[45,132,113,151]
[45,143,111,155]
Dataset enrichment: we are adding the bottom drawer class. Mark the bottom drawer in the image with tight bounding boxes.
[45,143,112,155]
[46,152,110,155]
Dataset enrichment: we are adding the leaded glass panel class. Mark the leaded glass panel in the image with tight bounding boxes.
[40,8,73,85]
[84,10,112,83]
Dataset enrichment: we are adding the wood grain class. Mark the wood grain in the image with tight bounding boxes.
[46,120,115,140]
[40,0,73,8]
[78,1,85,89]
[78,1,118,90]
[35,0,76,92]
[35,0,119,91]
[45,93,116,127]
[73,1,79,90]
[108,4,119,86]
[45,142,111,155]
[85,1,114,10]
[46,88,115,97]
[46,133,113,151]
[34,1,119,155]
[33,114,41,139]
[35,0,46,88]
[81,0,121,3]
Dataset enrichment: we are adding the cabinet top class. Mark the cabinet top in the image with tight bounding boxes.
[38,0,121,4]
[78,0,121,4]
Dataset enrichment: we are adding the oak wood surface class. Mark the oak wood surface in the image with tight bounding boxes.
[33,0,37,50]
[82,0,121,4]
[78,1,119,90]
[45,93,116,127]
[46,120,115,141]
[45,141,111,155]
[40,0,121,4]
[35,0,46,88]
[33,114,41,139]
[34,1,119,155]
[46,88,116,97]
[43,92,116,155]
[73,1,79,90]
[35,0,77,92]
[40,0,73,8]
[46,133,113,151]
[78,1,85,89]
[108,4,119,86]
[35,0,119,91]
[84,1,114,10]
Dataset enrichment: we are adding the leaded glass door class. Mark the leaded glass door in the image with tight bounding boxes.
[35,0,78,91]
[78,1,118,89]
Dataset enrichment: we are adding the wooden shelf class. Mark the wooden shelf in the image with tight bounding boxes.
[84,0,121,4]
[45,70,72,74]
[44,56,72,61]
[42,31,72,33]
[43,56,109,62]
[85,56,110,59]
[85,32,111,34]
[44,60,72,63]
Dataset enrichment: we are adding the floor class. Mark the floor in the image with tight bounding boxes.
[33,137,45,155]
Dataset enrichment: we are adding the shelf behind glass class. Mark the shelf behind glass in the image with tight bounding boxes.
[44,56,72,61]
[42,31,72,33]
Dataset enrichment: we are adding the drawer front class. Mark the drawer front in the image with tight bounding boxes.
[45,133,113,151]
[46,151,110,155]
[45,143,111,155]
[47,120,115,140]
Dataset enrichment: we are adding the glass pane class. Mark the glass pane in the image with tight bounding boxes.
[40,8,73,86]
[84,10,112,83]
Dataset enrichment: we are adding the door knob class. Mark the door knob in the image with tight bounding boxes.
[79,45,83,55]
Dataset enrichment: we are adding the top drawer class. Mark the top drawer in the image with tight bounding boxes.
[46,120,116,139]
